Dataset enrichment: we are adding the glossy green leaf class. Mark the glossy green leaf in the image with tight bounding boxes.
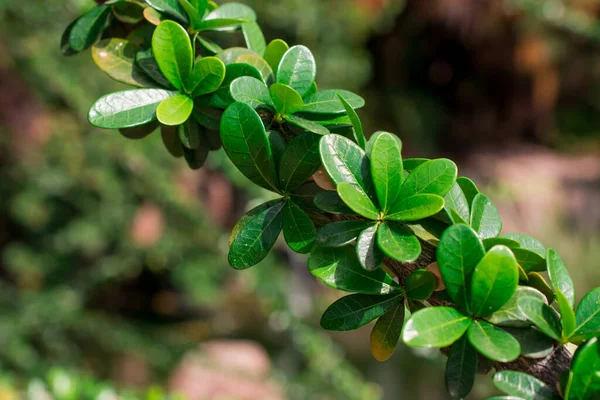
[178,118,201,149]
[483,237,521,251]
[308,246,400,294]
[69,5,112,52]
[270,84,304,115]
[230,76,272,109]
[356,225,384,271]
[223,63,263,85]
[402,307,472,348]
[201,2,254,31]
[566,337,600,400]
[136,48,175,89]
[316,220,372,248]
[527,272,555,304]
[470,193,502,239]
[89,89,177,129]
[91,39,156,88]
[405,270,436,301]
[370,132,403,213]
[402,158,429,172]
[469,245,519,317]
[229,200,278,246]
[321,293,402,331]
[264,39,289,75]
[399,159,458,198]
[220,102,278,191]
[556,289,576,339]
[502,233,546,258]
[444,182,470,225]
[284,114,329,135]
[313,191,355,215]
[145,0,188,22]
[467,320,520,362]
[513,248,546,273]
[337,183,379,220]
[282,200,316,254]
[189,57,226,96]
[339,94,366,149]
[572,288,600,342]
[366,131,402,155]
[277,45,316,97]
[152,21,193,91]
[493,371,561,400]
[160,124,184,157]
[196,36,223,54]
[178,0,203,29]
[182,142,209,169]
[301,90,365,114]
[235,54,274,84]
[370,302,406,361]
[385,194,445,222]
[486,286,548,327]
[517,297,562,341]
[278,132,321,192]
[456,176,479,208]
[242,21,267,56]
[217,47,258,65]
[546,249,575,308]
[197,17,248,31]
[156,94,193,125]
[437,224,486,311]
[228,201,284,269]
[377,222,422,263]
[445,335,477,399]
[267,130,286,168]
[503,327,554,359]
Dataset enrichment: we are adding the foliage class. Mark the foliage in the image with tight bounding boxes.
[60,0,600,399]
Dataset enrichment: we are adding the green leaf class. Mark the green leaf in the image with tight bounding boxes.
[437,224,486,311]
[197,17,248,31]
[277,45,316,97]
[223,63,263,85]
[469,245,519,317]
[493,371,561,400]
[301,90,365,114]
[242,21,267,56]
[517,297,562,341]
[69,5,112,52]
[356,225,384,271]
[91,39,156,88]
[486,286,548,327]
[267,130,286,168]
[178,0,203,29]
[444,182,470,225]
[456,177,479,208]
[156,94,193,125]
[546,248,575,308]
[152,21,193,91]
[470,194,502,239]
[136,48,175,89]
[201,3,254,31]
[217,47,258,65]
[192,104,221,130]
[513,248,546,273]
[178,117,201,149]
[527,272,555,304]
[313,191,355,215]
[182,142,209,170]
[284,115,329,135]
[502,233,546,257]
[402,307,472,348]
[228,201,284,269]
[556,289,576,339]
[483,237,521,251]
[89,89,178,129]
[278,132,321,192]
[114,2,145,24]
[572,287,600,342]
[119,121,159,140]
[229,200,277,246]
[338,94,366,149]
[399,159,458,198]
[467,320,520,362]
[160,124,184,157]
[503,327,554,359]
[337,183,379,220]
[405,270,436,301]
[365,131,401,155]
[370,132,403,213]
[566,337,600,400]
[196,36,222,54]
[270,84,304,115]
[189,56,226,96]
[316,220,372,248]
[282,200,316,254]
[145,0,188,22]
[370,302,406,361]
[402,158,429,172]
[385,194,445,222]
[264,39,289,75]
[230,76,272,109]
[220,102,278,191]
[235,54,274,84]
[376,222,422,263]
[445,335,477,399]
[308,246,400,294]
[321,293,402,331]
[60,19,77,56]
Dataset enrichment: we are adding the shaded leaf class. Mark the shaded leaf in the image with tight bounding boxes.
[356,225,384,271]
[513,248,546,273]
[405,269,437,301]
[270,83,304,115]
[370,302,406,361]
[445,335,477,399]
[160,124,184,157]
[486,286,548,328]
[284,114,329,135]
[182,141,209,170]
[483,237,521,251]
[517,297,562,341]
[313,191,355,215]
[264,39,289,75]
[178,117,201,149]
[69,5,112,52]
[278,132,321,192]
[503,327,554,359]
[136,47,175,89]
[282,200,315,254]
[527,272,555,304]
[493,371,561,400]
[338,94,366,149]
[321,293,403,331]
[235,54,273,83]
[456,176,479,208]
[242,21,267,56]
[502,233,546,258]
[145,0,188,22]
[402,306,472,348]
[316,220,372,248]
[92,39,156,88]
[467,320,520,362]
[402,158,429,172]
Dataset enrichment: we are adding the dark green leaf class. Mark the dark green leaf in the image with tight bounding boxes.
[313,191,356,215]
[69,5,112,52]
[337,183,379,220]
[156,94,193,126]
[119,121,159,140]
[316,220,372,248]
[92,39,156,88]
[493,371,561,400]
[220,102,278,191]
[178,118,201,149]
[145,0,188,22]
[513,248,546,273]
[556,288,576,339]
[301,90,365,114]
[264,39,289,75]
[486,286,548,327]
[160,124,184,157]
[113,2,145,24]
[178,0,203,29]
[356,225,384,271]
[517,297,562,341]
[196,36,223,54]
[189,56,226,96]
[217,47,258,65]
[444,182,470,225]
[270,83,304,115]
[228,201,284,269]
[152,20,193,91]
[483,237,521,251]
[370,132,403,213]
[572,287,600,342]
[370,302,406,361]
[182,142,209,169]
[192,104,221,130]
[467,320,520,362]
[399,159,458,198]
[136,47,175,89]
[230,76,272,109]
[284,114,329,135]
[385,194,445,222]
[503,327,554,359]
[279,132,321,192]
[282,200,315,254]
[242,21,267,56]
[445,335,477,399]
[229,200,278,246]
[405,269,436,301]
[527,272,555,304]
[321,293,403,331]
[546,248,575,308]
[338,94,366,149]
[566,337,600,399]
[437,224,485,311]
[60,19,77,56]
[197,17,248,31]
[402,306,472,348]
[470,193,502,239]
[376,222,422,263]
[456,176,479,208]
[267,130,286,169]
[402,158,429,172]
[235,54,274,84]
[201,3,254,31]
[89,89,178,129]
[277,45,316,97]
[223,63,263,85]
[502,233,546,258]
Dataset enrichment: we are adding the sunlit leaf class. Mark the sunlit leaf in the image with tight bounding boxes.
[493,371,561,400]
[402,306,471,348]
[467,320,520,362]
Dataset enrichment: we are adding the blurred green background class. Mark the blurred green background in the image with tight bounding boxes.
[0,0,599,398]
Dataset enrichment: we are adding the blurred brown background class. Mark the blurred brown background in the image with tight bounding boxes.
[0,0,598,398]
